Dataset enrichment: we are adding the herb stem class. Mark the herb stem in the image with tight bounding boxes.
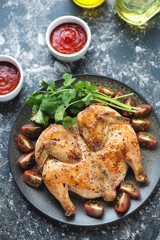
[114,93,134,99]
[94,92,138,111]
[39,89,73,95]
[65,99,83,110]
[50,89,73,96]
[92,98,135,112]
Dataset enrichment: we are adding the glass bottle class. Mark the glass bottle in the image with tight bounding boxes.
[72,0,105,8]
[115,0,160,25]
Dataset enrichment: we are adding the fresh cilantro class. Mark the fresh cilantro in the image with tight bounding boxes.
[54,105,65,122]
[40,98,57,115]
[62,89,76,106]
[82,93,93,106]
[63,116,77,129]
[47,81,55,91]
[75,81,86,89]
[27,92,43,107]
[41,81,49,89]
[41,80,55,91]
[32,105,39,113]
[63,73,76,87]
[31,110,49,126]
[27,73,137,128]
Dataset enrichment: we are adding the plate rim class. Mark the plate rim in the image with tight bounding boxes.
[8,74,160,227]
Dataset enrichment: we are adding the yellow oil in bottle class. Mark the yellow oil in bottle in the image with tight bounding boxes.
[115,0,160,25]
[72,0,105,8]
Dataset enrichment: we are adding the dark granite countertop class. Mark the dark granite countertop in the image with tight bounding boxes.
[0,0,160,239]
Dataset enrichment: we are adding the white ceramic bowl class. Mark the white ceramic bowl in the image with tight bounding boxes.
[0,55,23,102]
[46,16,91,62]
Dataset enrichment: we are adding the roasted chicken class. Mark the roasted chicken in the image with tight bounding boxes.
[35,104,147,216]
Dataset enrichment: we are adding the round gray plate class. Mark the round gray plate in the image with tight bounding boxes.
[9,75,160,226]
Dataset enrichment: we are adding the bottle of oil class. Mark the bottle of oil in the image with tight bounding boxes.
[72,0,105,8]
[115,0,160,25]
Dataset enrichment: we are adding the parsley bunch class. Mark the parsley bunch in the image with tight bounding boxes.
[27,73,137,128]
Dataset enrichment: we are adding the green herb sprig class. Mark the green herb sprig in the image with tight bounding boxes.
[27,73,138,128]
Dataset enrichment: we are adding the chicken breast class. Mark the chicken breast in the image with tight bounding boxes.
[35,104,147,216]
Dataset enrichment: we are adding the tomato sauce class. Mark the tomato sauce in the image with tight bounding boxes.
[50,23,87,54]
[0,61,20,95]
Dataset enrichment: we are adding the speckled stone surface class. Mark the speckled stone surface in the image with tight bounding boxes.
[0,0,160,239]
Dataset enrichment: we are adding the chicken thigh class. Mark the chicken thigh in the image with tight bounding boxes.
[35,104,147,216]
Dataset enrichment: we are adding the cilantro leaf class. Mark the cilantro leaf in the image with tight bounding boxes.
[55,105,65,122]
[75,81,98,92]
[31,110,49,126]
[41,81,49,89]
[47,81,55,91]
[63,116,77,129]
[82,93,93,106]
[41,80,55,91]
[40,98,57,115]
[27,92,43,107]
[75,81,86,89]
[63,73,76,87]
[32,105,39,113]
[62,89,76,106]
[75,81,98,97]
[77,88,86,98]
[85,82,98,93]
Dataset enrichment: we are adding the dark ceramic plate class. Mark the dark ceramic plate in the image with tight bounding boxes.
[9,75,160,226]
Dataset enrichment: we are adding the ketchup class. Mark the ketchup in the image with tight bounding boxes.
[0,61,20,95]
[50,23,87,54]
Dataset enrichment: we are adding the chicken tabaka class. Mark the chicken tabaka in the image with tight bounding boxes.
[35,104,147,216]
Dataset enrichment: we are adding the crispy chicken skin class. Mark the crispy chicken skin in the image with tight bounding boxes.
[35,104,147,216]
[35,124,82,172]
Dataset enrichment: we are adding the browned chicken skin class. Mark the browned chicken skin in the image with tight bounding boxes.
[35,104,147,216]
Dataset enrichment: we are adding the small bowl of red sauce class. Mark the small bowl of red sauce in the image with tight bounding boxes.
[46,16,91,62]
[0,55,23,102]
